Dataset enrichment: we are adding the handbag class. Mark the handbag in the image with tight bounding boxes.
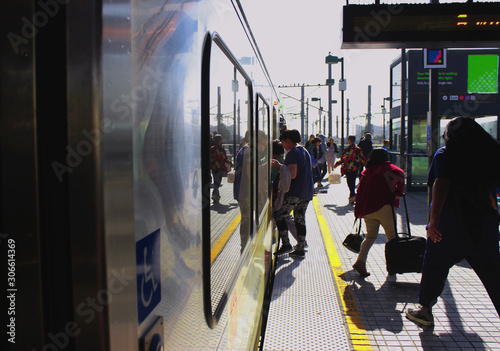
[227,171,235,183]
[342,219,364,253]
[328,171,341,184]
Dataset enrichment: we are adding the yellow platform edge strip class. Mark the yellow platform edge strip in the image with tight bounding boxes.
[211,214,241,264]
[312,197,372,351]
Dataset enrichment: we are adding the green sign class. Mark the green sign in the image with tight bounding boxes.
[468,55,499,94]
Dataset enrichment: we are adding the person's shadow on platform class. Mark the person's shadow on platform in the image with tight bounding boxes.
[210,201,238,214]
[338,272,411,334]
[338,271,488,349]
[269,256,303,302]
[323,203,353,217]
[415,282,488,350]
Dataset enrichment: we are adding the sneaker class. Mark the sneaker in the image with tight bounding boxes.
[405,306,434,326]
[289,248,305,258]
[274,244,293,256]
[348,196,355,204]
[294,241,308,251]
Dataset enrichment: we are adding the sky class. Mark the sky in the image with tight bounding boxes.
[244,0,401,136]
[243,0,498,137]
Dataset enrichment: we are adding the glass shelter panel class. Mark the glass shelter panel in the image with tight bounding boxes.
[392,62,402,105]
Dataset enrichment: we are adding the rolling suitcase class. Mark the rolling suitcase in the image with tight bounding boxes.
[385,194,426,275]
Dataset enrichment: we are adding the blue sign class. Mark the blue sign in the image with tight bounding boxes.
[136,229,161,324]
[424,48,447,69]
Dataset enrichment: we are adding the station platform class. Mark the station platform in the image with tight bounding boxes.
[262,177,500,351]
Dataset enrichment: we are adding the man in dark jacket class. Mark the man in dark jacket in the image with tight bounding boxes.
[358,133,373,160]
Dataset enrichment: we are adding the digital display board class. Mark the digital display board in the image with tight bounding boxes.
[342,3,500,49]
[409,51,499,106]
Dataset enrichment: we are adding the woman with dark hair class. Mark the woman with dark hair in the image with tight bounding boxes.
[334,135,366,204]
[351,148,405,277]
[272,129,314,258]
[406,117,500,327]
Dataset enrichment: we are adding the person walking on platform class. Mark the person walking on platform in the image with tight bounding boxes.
[316,134,328,187]
[304,134,315,152]
[272,129,314,258]
[406,117,500,327]
[209,134,234,204]
[352,148,405,277]
[271,140,300,245]
[326,137,338,174]
[309,137,322,186]
[358,132,373,159]
[334,135,366,204]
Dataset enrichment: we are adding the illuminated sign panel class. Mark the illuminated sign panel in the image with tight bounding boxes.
[409,50,499,107]
[342,3,500,49]
[468,55,499,94]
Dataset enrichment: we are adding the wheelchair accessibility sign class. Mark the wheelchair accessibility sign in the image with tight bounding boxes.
[136,229,161,324]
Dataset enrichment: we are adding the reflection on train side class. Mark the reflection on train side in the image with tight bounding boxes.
[208,39,252,315]
[256,94,270,222]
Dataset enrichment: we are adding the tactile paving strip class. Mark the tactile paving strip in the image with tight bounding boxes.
[262,203,351,351]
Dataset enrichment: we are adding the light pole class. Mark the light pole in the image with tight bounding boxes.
[331,100,337,137]
[311,97,322,133]
[325,54,345,149]
[325,53,336,137]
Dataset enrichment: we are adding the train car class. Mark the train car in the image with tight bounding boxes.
[0,0,281,350]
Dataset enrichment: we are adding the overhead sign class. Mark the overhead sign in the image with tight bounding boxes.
[424,49,447,69]
[342,2,500,49]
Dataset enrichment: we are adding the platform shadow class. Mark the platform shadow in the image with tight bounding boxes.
[323,203,354,217]
[210,202,238,214]
[338,272,418,334]
[269,256,303,302]
[338,272,488,349]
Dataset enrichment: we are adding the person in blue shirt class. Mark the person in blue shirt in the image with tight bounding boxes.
[272,129,314,258]
[406,117,500,327]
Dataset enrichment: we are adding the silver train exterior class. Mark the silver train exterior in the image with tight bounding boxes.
[0,0,283,350]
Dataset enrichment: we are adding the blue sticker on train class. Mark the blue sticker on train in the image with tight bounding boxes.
[136,229,161,324]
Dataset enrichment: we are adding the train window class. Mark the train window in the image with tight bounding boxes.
[201,33,254,327]
[256,93,270,223]
[272,107,278,140]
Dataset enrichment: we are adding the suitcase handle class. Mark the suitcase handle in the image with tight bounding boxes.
[391,194,412,238]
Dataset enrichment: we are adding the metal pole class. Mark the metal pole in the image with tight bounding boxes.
[400,49,407,172]
[301,85,305,143]
[336,115,339,138]
[427,67,439,215]
[346,98,350,141]
[237,99,241,143]
[341,58,345,150]
[367,85,372,134]
[328,64,333,137]
[382,105,386,140]
[233,68,237,160]
[306,98,309,137]
[428,0,440,215]
[217,86,222,132]
[319,100,323,133]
